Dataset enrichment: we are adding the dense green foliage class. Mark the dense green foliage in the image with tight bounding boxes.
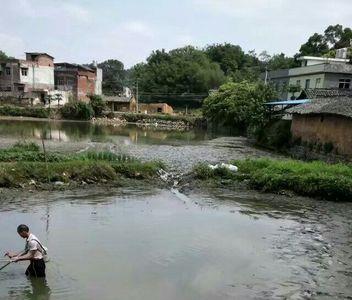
[255,119,292,150]
[97,59,126,95]
[299,24,352,57]
[89,95,106,117]
[202,81,276,132]
[60,102,94,120]
[0,50,9,60]
[0,105,50,118]
[0,143,163,187]
[193,159,352,201]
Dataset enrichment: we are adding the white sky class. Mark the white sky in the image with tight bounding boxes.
[0,0,351,67]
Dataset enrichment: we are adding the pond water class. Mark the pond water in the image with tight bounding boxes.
[0,187,351,300]
[0,119,351,299]
[0,119,214,146]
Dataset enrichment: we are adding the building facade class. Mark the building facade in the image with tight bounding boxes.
[55,63,102,102]
[0,52,55,101]
[265,56,352,100]
[288,97,352,157]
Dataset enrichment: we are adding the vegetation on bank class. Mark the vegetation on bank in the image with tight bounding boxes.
[203,81,276,133]
[0,105,50,118]
[0,142,163,188]
[193,159,352,201]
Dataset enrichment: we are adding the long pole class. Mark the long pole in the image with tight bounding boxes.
[0,261,12,271]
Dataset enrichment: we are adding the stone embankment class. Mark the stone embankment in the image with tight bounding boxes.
[136,118,190,131]
[92,117,127,127]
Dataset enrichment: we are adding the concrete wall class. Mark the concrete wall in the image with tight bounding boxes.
[324,73,352,89]
[94,68,102,95]
[291,114,352,156]
[20,64,54,92]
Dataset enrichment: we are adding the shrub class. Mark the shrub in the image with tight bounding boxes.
[0,105,50,118]
[89,95,106,117]
[60,102,94,120]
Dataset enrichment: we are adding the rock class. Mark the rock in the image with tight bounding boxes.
[29,179,36,185]
[54,181,64,186]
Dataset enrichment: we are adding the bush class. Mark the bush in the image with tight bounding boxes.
[202,81,276,132]
[255,119,292,150]
[89,95,106,117]
[60,102,94,120]
[0,105,50,118]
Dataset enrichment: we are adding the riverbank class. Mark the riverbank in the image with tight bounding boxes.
[0,142,164,189]
[192,158,352,201]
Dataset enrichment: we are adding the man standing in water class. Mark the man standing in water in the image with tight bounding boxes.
[5,225,46,278]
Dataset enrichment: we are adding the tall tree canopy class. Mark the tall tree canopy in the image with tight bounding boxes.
[299,24,352,57]
[97,59,126,95]
[129,46,226,98]
[0,50,10,60]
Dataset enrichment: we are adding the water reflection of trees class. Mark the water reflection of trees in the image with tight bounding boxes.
[0,120,213,144]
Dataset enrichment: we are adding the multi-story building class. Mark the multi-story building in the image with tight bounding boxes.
[0,52,55,101]
[265,55,352,100]
[54,62,102,102]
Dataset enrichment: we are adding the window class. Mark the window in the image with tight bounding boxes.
[296,80,301,87]
[315,78,321,88]
[5,86,11,91]
[17,86,24,92]
[21,68,28,76]
[5,67,10,75]
[339,79,351,89]
[57,78,65,85]
[67,78,75,85]
[305,79,310,89]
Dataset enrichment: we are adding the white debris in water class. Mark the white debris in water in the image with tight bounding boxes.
[208,163,238,172]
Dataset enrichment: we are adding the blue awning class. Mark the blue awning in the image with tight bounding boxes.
[265,99,311,106]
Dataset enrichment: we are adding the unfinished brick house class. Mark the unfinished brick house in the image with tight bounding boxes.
[0,52,55,102]
[54,63,102,102]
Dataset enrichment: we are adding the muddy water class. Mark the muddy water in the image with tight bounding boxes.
[0,119,351,299]
[0,187,351,300]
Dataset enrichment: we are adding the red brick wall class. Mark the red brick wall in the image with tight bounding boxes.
[77,71,96,102]
[291,114,352,156]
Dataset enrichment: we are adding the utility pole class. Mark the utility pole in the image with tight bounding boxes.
[264,66,268,85]
[136,80,139,113]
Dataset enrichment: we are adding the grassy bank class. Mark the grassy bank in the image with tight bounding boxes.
[0,105,51,119]
[193,159,352,201]
[0,142,163,188]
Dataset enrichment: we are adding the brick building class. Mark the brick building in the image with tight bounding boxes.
[0,52,55,102]
[55,63,102,102]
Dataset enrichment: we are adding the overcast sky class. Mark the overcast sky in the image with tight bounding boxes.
[1,0,351,67]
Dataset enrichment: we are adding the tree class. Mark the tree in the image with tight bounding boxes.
[298,24,352,57]
[129,46,226,106]
[89,95,105,117]
[205,43,247,76]
[97,59,126,95]
[299,33,329,57]
[266,53,299,70]
[0,50,9,60]
[202,81,277,132]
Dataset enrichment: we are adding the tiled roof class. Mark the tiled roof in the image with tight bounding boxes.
[301,88,352,99]
[287,97,352,119]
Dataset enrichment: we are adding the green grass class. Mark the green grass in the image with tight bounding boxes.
[0,142,164,188]
[0,105,50,118]
[193,159,352,201]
